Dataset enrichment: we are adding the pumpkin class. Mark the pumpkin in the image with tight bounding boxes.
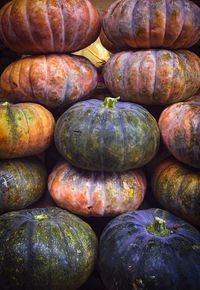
[103,50,200,106]
[102,0,200,49]
[0,207,98,290]
[0,157,46,213]
[99,208,200,290]
[100,29,129,53]
[0,0,101,54]
[48,160,147,217]
[152,157,200,226]
[54,97,160,172]
[0,102,55,159]
[0,54,98,108]
[159,100,200,168]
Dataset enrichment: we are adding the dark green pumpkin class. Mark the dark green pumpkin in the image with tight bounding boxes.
[54,98,160,171]
[99,208,200,290]
[0,207,98,290]
[0,157,47,213]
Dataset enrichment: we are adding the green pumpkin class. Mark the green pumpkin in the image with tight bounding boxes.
[55,98,160,171]
[0,207,98,290]
[0,157,47,213]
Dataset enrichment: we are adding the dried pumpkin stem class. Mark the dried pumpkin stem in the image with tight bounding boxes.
[32,214,49,221]
[101,97,120,109]
[147,217,172,236]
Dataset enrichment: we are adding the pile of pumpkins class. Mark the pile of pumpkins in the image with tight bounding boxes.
[0,0,200,289]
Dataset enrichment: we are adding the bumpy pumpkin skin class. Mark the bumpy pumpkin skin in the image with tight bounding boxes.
[0,102,55,159]
[103,0,200,49]
[0,157,47,213]
[48,161,147,217]
[159,101,200,168]
[103,50,200,105]
[0,54,98,108]
[99,208,200,290]
[152,157,200,226]
[0,0,101,54]
[0,207,98,290]
[54,99,160,172]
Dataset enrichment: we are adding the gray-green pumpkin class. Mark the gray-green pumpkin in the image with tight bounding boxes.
[54,98,160,172]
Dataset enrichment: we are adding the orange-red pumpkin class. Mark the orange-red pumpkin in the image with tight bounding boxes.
[152,157,200,226]
[159,100,200,168]
[0,0,101,54]
[103,0,200,49]
[103,50,200,105]
[48,161,147,217]
[0,54,98,108]
[0,102,55,159]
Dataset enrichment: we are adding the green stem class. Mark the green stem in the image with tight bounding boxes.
[2,102,10,107]
[32,214,49,221]
[101,97,120,109]
[147,217,172,236]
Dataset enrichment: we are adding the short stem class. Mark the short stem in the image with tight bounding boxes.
[101,97,120,109]
[32,214,49,221]
[1,102,10,107]
[147,217,172,236]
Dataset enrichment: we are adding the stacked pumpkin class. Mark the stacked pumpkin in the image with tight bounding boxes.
[0,0,200,290]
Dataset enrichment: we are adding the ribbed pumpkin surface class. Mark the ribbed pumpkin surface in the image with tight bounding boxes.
[103,0,200,49]
[54,99,160,172]
[0,54,97,108]
[0,207,97,290]
[0,102,55,159]
[48,161,146,216]
[99,208,200,290]
[0,157,46,213]
[0,0,101,54]
[152,157,200,226]
[159,100,200,168]
[103,50,200,105]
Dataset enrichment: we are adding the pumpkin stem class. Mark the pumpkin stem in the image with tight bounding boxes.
[101,97,120,109]
[147,217,172,236]
[2,102,10,106]
[32,214,49,221]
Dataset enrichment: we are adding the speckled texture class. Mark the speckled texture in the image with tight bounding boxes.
[103,50,200,105]
[159,100,200,168]
[0,157,47,213]
[0,54,98,108]
[0,102,55,159]
[48,160,147,216]
[99,208,200,290]
[0,0,101,54]
[102,0,200,49]
[0,207,98,290]
[151,157,200,226]
[54,99,160,172]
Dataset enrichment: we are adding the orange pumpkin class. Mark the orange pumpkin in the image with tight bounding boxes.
[0,0,101,54]
[48,161,147,217]
[0,102,55,159]
[0,54,98,108]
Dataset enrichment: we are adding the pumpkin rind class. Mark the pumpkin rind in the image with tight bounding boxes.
[0,102,55,159]
[103,0,200,49]
[103,50,200,105]
[48,161,147,216]
[99,208,200,290]
[152,157,200,226]
[0,207,98,290]
[54,99,160,172]
[0,0,101,54]
[159,100,200,168]
[0,157,47,213]
[0,54,98,108]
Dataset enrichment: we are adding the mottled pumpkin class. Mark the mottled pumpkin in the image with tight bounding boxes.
[54,98,160,172]
[0,0,101,54]
[159,100,200,168]
[0,157,46,213]
[103,50,200,105]
[48,161,147,217]
[0,102,55,159]
[152,157,200,226]
[100,29,129,53]
[0,207,98,290]
[0,54,98,108]
[99,208,200,290]
[103,0,200,49]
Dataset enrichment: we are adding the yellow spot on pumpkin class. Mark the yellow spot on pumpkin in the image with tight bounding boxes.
[129,188,134,198]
